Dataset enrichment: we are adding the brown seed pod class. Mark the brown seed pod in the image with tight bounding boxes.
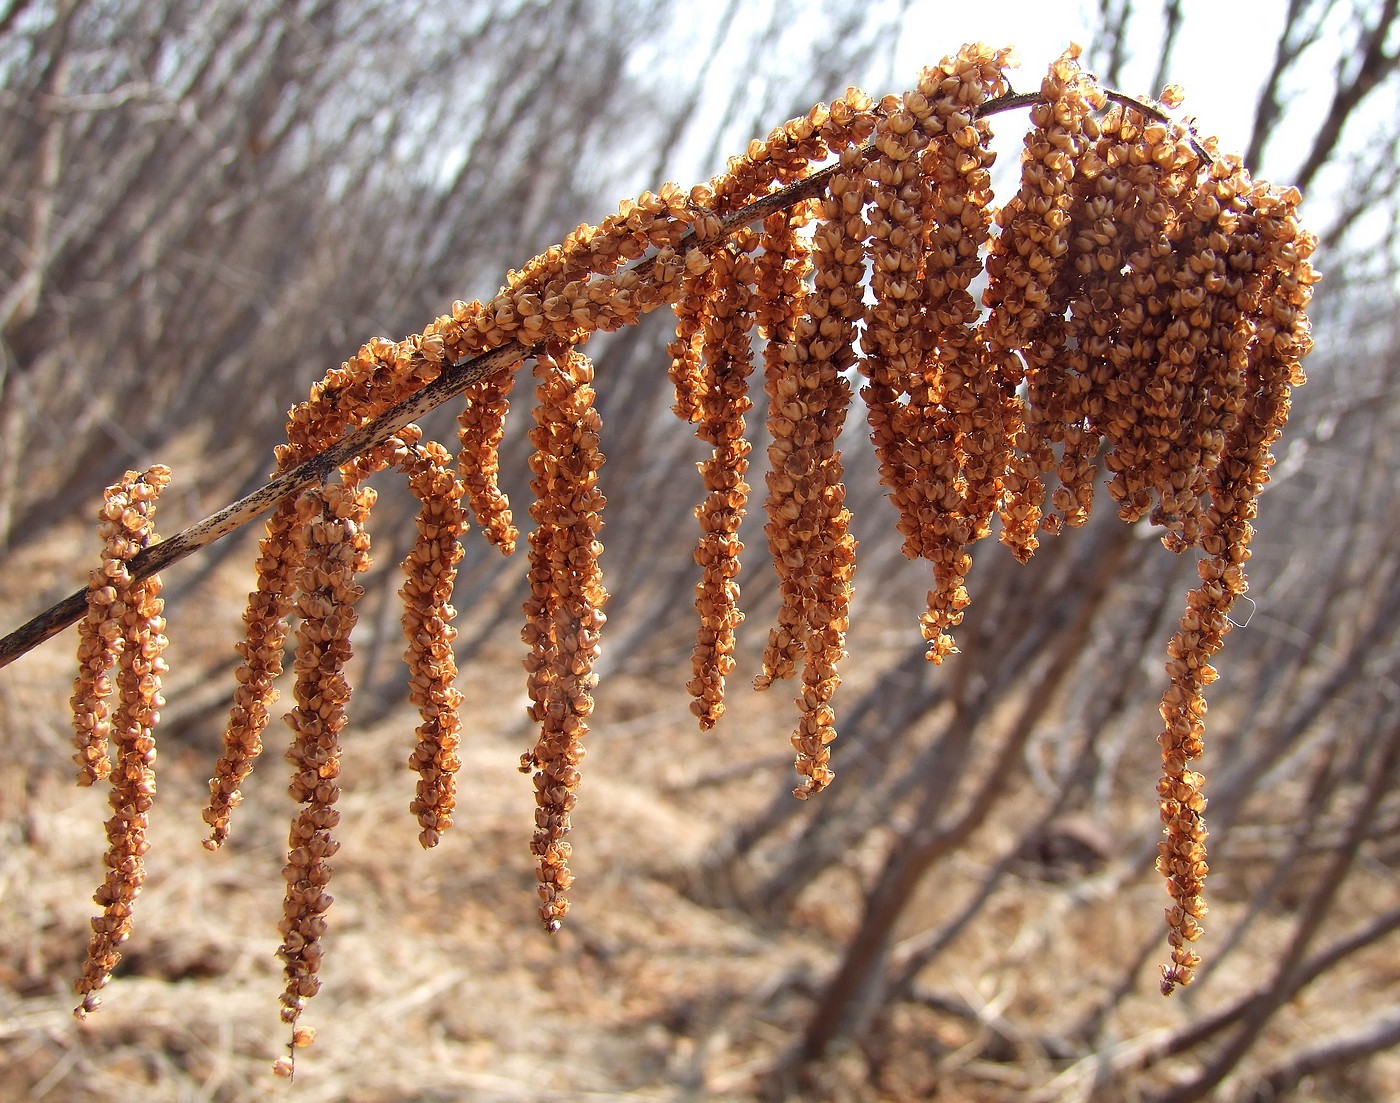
[396,437,469,849]
[755,116,865,793]
[457,374,519,555]
[1155,179,1317,994]
[984,47,1104,560]
[203,496,300,849]
[858,45,1010,664]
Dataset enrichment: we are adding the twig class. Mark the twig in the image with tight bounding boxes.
[0,341,525,668]
[0,83,1200,671]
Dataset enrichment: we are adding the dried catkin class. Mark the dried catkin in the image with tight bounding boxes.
[755,91,871,794]
[756,92,872,695]
[752,206,815,685]
[986,47,1104,560]
[1155,180,1317,993]
[277,481,373,1044]
[686,237,758,728]
[520,343,608,931]
[756,92,873,697]
[204,495,299,848]
[668,256,714,426]
[457,374,518,555]
[858,46,1011,663]
[73,465,171,1016]
[396,434,469,849]
[1097,110,1204,531]
[339,425,469,851]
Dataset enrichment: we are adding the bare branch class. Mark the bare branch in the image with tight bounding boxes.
[1293,0,1400,192]
[1245,1010,1400,1100]
[1243,0,1332,172]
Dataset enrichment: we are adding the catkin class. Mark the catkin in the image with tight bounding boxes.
[457,374,519,555]
[73,465,171,1016]
[760,112,867,794]
[986,47,1104,559]
[520,343,608,931]
[396,434,469,849]
[1155,179,1316,993]
[686,237,758,728]
[277,481,373,1037]
[858,46,1012,662]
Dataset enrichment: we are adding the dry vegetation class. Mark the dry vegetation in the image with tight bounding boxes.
[4,3,1400,1101]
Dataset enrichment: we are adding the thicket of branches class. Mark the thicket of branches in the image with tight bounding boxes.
[3,3,1400,1101]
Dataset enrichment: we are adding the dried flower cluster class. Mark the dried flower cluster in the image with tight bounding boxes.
[70,465,172,1016]
[519,343,608,931]
[275,480,372,1032]
[63,44,1316,1060]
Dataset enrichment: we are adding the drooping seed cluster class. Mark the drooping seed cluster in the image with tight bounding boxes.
[342,426,471,850]
[685,236,757,730]
[1154,180,1315,993]
[71,465,171,1017]
[457,375,519,554]
[519,343,608,931]
[675,87,878,799]
[868,50,1014,663]
[986,53,1104,557]
[750,207,815,689]
[64,44,1317,1056]
[396,436,470,850]
[276,481,373,1037]
[751,113,870,796]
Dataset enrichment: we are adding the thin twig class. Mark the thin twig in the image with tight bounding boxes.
[0,82,1200,671]
[0,342,524,668]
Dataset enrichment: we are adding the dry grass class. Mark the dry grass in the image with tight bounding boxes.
[4,511,1400,1103]
[0,520,830,1101]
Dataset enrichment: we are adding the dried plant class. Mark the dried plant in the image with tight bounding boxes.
[69,465,172,1016]
[0,45,1318,1071]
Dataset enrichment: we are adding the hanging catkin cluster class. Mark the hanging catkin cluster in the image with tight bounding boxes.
[70,465,172,1016]
[63,44,1317,1062]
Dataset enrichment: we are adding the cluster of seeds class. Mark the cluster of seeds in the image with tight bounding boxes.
[64,44,1317,1062]
[519,343,608,930]
[276,481,373,1032]
[70,465,171,1016]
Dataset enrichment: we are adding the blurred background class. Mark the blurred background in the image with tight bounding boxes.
[2,1,1399,1100]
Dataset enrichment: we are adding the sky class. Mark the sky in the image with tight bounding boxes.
[889,0,1294,167]
[650,0,1346,193]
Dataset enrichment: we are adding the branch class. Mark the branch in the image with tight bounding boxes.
[0,84,1204,671]
[1245,1010,1400,1101]
[0,340,525,668]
